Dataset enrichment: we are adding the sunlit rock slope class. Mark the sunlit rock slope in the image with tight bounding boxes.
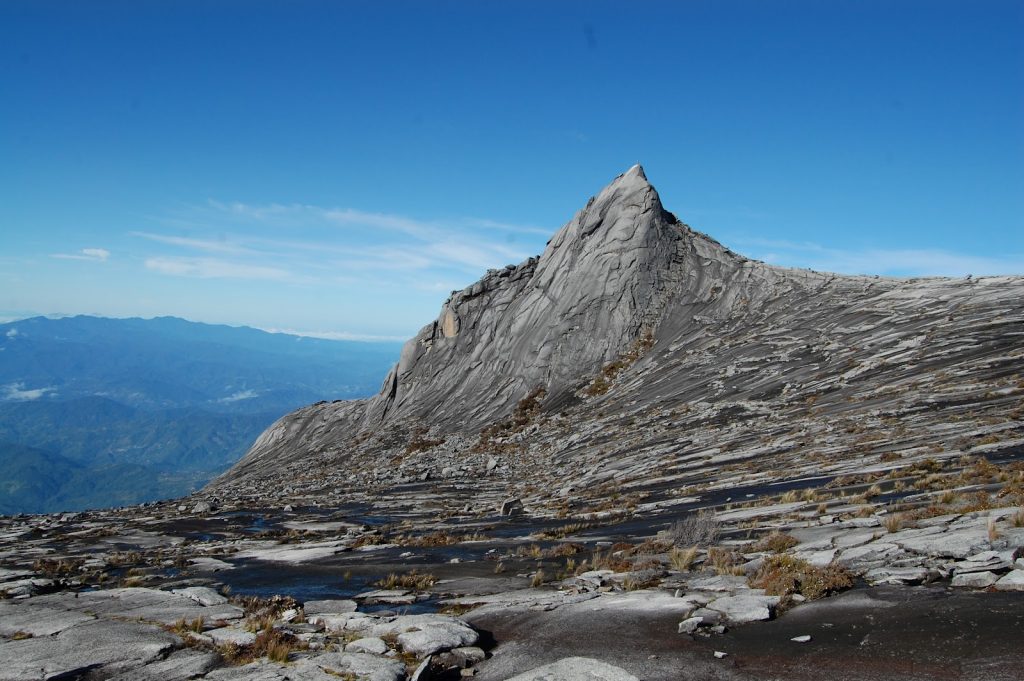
[213,166,1024,517]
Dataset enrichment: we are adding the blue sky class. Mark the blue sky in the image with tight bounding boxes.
[2,0,1022,339]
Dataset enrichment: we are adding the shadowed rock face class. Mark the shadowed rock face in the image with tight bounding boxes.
[216,166,1024,490]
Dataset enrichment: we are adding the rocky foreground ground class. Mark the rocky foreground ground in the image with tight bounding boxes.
[2,446,1023,680]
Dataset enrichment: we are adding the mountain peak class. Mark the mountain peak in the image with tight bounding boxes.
[624,163,647,180]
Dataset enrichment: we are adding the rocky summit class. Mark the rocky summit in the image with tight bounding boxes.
[1,167,1023,681]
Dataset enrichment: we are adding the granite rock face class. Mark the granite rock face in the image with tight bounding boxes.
[223,165,696,481]
[213,165,1024,498]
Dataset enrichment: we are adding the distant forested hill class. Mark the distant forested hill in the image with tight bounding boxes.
[0,315,400,513]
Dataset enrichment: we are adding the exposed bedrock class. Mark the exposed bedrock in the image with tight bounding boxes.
[215,165,1024,494]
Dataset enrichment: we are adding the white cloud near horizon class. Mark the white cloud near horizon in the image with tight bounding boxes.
[261,327,408,342]
[730,237,1024,277]
[3,382,56,401]
[51,247,110,262]
[217,389,259,403]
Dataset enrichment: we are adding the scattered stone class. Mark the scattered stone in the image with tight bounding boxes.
[714,651,728,659]
[791,635,812,643]
[500,498,524,517]
[678,616,703,634]
[192,501,214,514]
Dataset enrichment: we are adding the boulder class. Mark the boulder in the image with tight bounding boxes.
[951,571,999,588]
[299,652,407,681]
[171,586,228,606]
[207,626,257,646]
[0,601,94,637]
[705,594,779,624]
[0,619,177,681]
[108,649,220,681]
[994,569,1024,591]
[504,657,640,681]
[345,637,389,655]
[398,619,479,657]
[303,598,358,615]
[863,567,933,586]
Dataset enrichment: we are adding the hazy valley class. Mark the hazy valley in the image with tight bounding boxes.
[0,316,399,513]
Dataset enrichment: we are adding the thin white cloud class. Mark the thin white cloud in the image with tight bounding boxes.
[217,389,259,403]
[732,237,1024,277]
[3,382,56,401]
[5,328,18,339]
[145,256,293,281]
[51,247,110,262]
[262,327,407,342]
[132,231,250,255]
[143,200,543,285]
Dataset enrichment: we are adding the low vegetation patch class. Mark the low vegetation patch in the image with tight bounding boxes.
[583,331,655,397]
[220,626,308,665]
[749,555,853,601]
[749,531,799,553]
[666,510,719,547]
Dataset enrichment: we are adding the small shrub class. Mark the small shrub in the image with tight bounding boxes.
[707,547,742,575]
[750,555,853,600]
[531,569,547,587]
[623,569,662,591]
[667,511,719,547]
[1013,508,1024,528]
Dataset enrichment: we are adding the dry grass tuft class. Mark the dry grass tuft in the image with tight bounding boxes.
[669,546,699,571]
[374,570,436,590]
[750,531,799,553]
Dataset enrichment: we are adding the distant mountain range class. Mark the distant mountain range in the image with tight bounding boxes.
[0,315,400,514]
